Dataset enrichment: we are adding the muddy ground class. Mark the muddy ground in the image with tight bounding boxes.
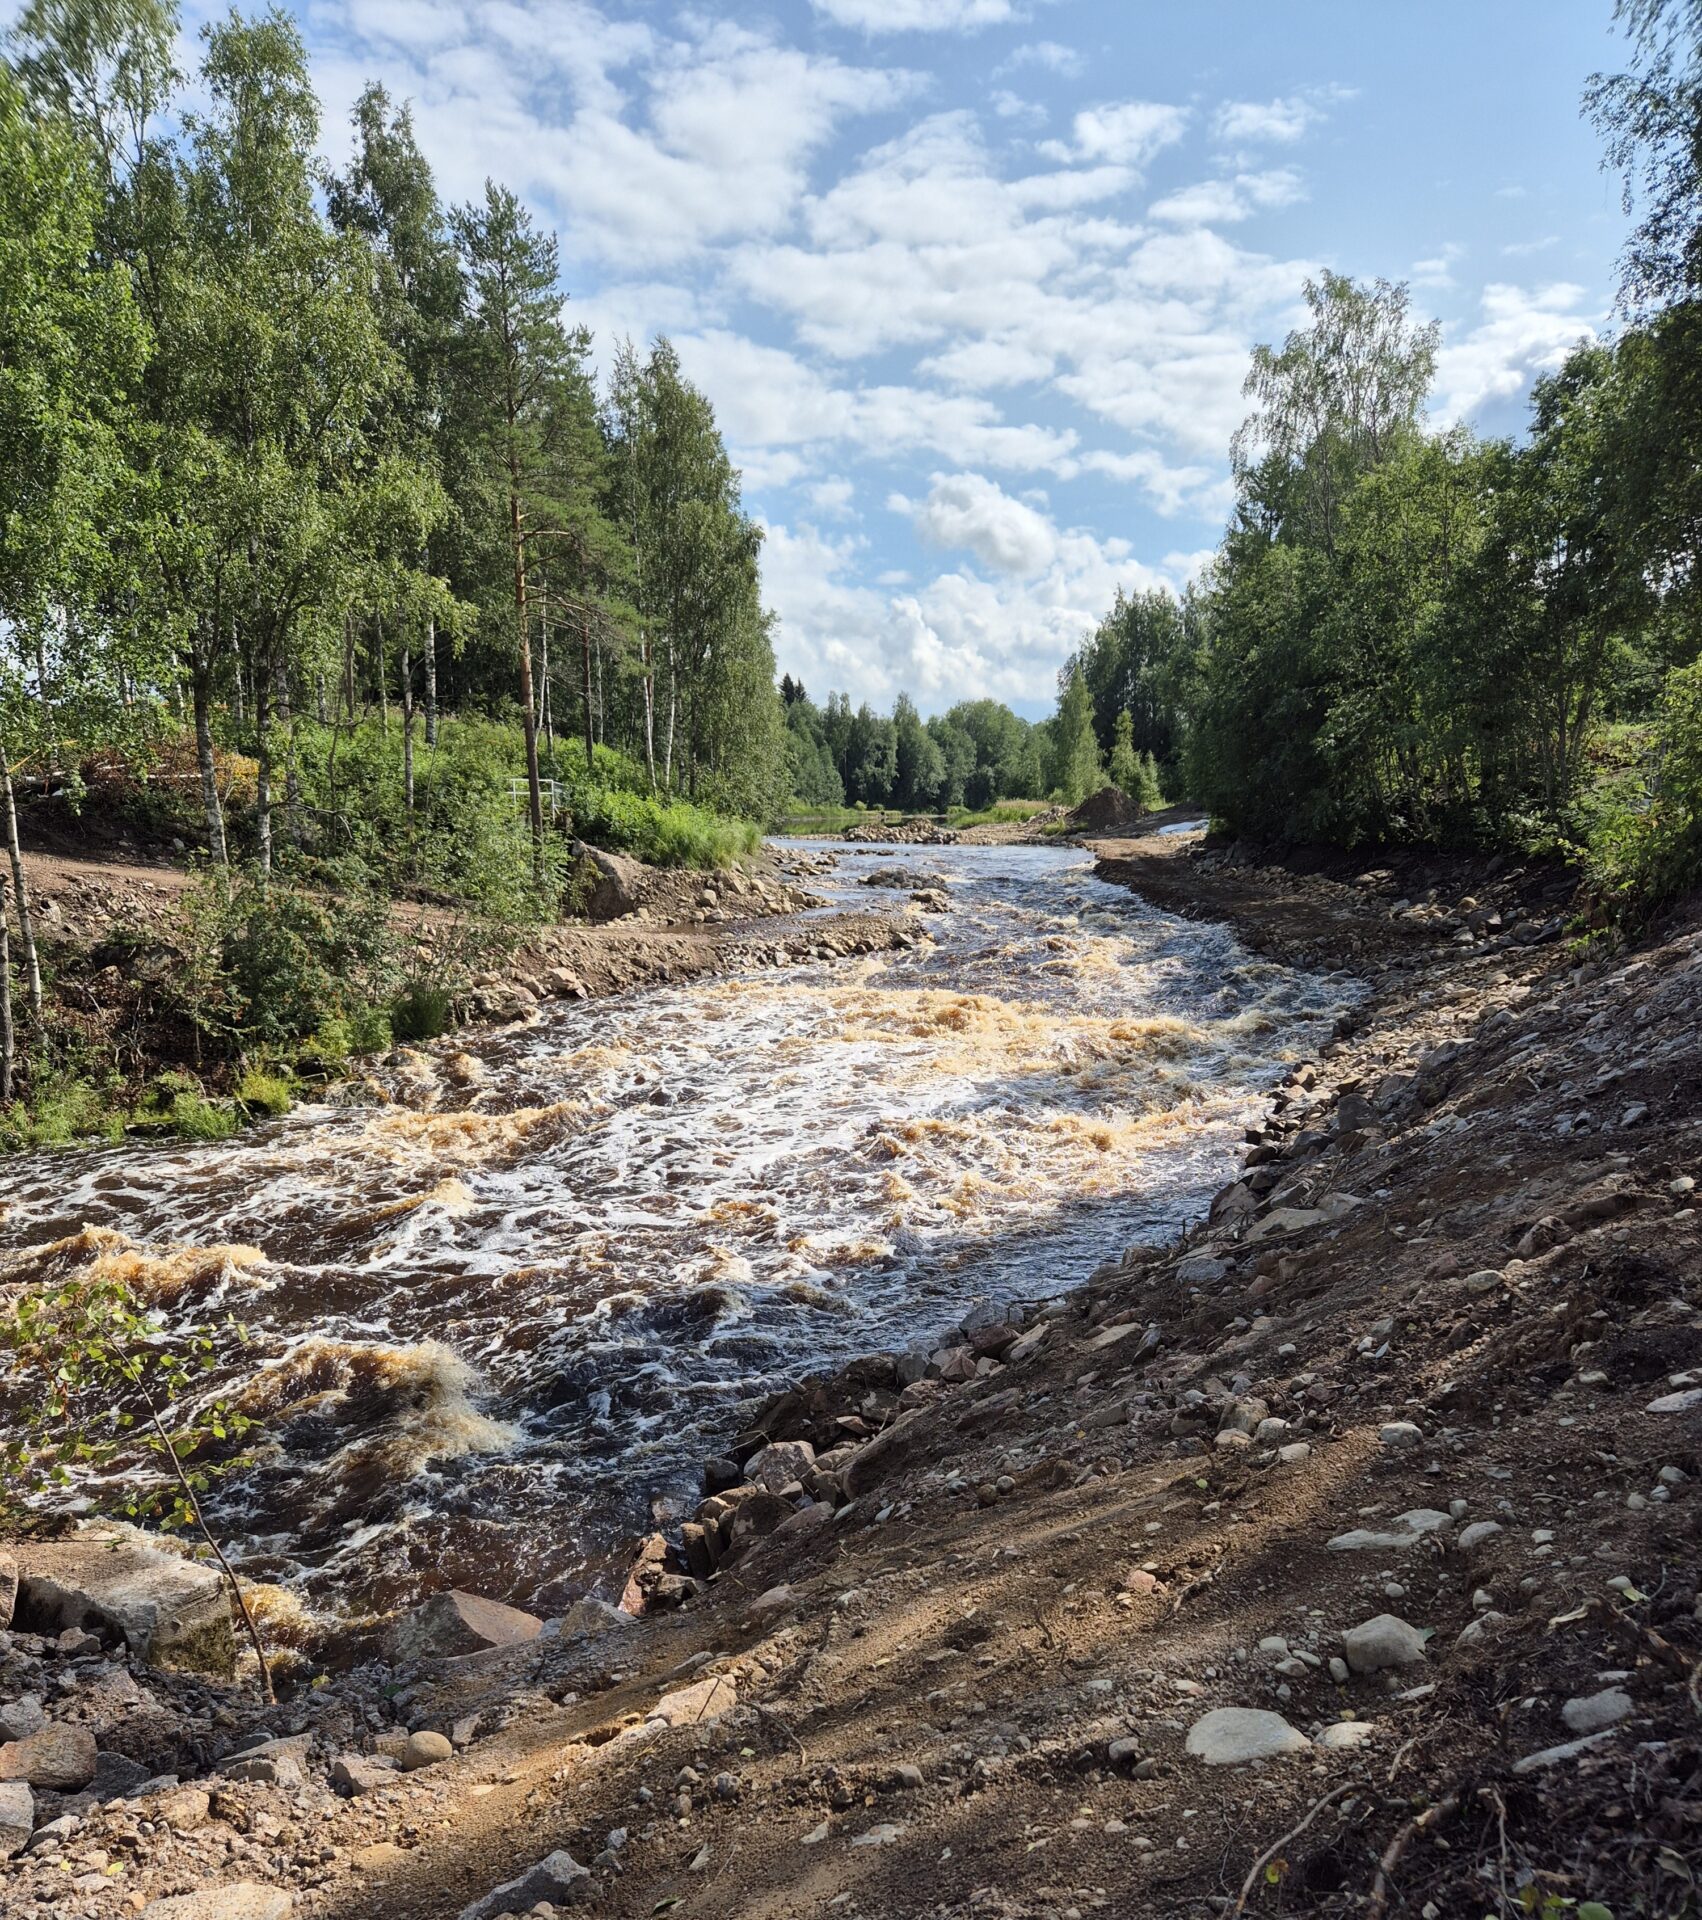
[2,823,1698,1920]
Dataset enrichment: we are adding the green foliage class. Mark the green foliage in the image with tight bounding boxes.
[167,1089,240,1140]
[233,1067,293,1118]
[0,1072,122,1151]
[0,1274,252,1536]
[390,981,451,1042]
[1056,667,1104,807]
[1587,657,1702,928]
[570,785,760,868]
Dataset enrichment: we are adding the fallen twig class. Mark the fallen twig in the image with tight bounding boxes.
[1230,1783,1353,1916]
[1367,1791,1460,1920]
[1169,1555,1226,1616]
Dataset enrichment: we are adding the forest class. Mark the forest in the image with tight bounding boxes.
[1047,0,1702,926]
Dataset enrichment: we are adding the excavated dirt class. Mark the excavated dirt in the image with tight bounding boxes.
[2,825,1698,1920]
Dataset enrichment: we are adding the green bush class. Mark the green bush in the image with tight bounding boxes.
[347,1006,393,1055]
[234,1067,294,1117]
[391,983,451,1042]
[568,786,759,868]
[167,1091,240,1140]
[1587,657,1702,931]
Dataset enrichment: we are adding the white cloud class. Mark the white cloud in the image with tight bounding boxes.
[908,471,1059,574]
[996,40,1085,78]
[1433,282,1597,421]
[1214,95,1319,144]
[1502,235,1560,257]
[1042,100,1191,167]
[807,477,859,519]
[810,0,1030,30]
[1150,169,1305,226]
[1412,244,1463,291]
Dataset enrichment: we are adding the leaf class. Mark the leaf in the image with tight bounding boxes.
[1577,1904,1615,1919]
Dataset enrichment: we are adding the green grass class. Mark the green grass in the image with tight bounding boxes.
[945,799,1051,828]
[234,1067,294,1118]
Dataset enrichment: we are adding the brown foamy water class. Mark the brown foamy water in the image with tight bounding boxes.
[0,842,1356,1623]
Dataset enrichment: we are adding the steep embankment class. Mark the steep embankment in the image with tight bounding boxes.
[2,829,1697,1920]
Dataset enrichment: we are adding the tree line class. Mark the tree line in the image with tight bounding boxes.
[0,0,786,903]
[1050,0,1702,920]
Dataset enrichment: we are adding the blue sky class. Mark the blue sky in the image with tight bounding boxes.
[21,0,1640,716]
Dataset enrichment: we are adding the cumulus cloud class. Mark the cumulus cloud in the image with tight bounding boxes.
[1042,100,1190,167]
[1433,283,1597,421]
[908,472,1059,574]
[1150,169,1305,225]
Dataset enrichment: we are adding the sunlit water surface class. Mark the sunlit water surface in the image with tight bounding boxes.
[0,842,1357,1619]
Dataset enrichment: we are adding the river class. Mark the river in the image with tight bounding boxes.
[0,841,1357,1627]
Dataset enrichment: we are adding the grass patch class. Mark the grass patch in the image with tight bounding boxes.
[570,787,761,868]
[234,1068,294,1118]
[945,799,1051,828]
[391,983,452,1043]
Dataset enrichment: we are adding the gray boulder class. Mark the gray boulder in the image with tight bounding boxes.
[1343,1613,1429,1674]
[387,1589,543,1663]
[12,1525,234,1674]
[0,1723,98,1790]
[571,842,646,922]
[1184,1707,1309,1765]
[457,1850,590,1920]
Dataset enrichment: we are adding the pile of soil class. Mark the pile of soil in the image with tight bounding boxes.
[1066,784,1148,834]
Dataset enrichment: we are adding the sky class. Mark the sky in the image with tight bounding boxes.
[18,0,1642,717]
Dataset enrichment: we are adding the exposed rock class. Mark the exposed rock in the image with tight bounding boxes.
[1342,1614,1429,1674]
[149,1785,211,1832]
[0,1552,15,1630]
[0,1722,97,1789]
[141,1887,293,1919]
[1647,1387,1702,1413]
[1379,1420,1424,1450]
[0,1695,45,1743]
[1511,1731,1616,1775]
[331,1753,397,1797]
[571,842,646,922]
[1457,1520,1504,1551]
[457,1849,591,1919]
[1327,1509,1451,1552]
[1562,1688,1632,1735]
[560,1595,631,1639]
[12,1525,235,1674]
[387,1589,543,1662]
[649,1673,738,1727]
[1316,1721,1377,1750]
[747,1439,817,1493]
[1184,1707,1309,1765]
[0,1780,32,1859]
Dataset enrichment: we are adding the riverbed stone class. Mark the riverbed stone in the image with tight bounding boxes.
[1327,1509,1451,1552]
[0,1722,97,1790]
[1562,1688,1632,1735]
[1457,1520,1504,1551]
[387,1589,542,1662]
[0,1694,45,1743]
[12,1524,234,1674]
[1184,1707,1309,1765]
[0,1781,33,1858]
[457,1849,590,1919]
[747,1439,817,1493]
[649,1674,738,1728]
[560,1595,631,1639]
[1342,1614,1429,1674]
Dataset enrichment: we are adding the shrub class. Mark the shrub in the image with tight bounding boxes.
[234,1068,293,1118]
[391,983,451,1043]
[347,1006,393,1055]
[169,1091,240,1140]
[568,786,760,868]
[1587,658,1702,932]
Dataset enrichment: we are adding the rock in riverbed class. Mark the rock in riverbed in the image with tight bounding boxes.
[1185,1708,1309,1765]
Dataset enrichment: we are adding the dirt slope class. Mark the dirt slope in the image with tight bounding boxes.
[2,829,1697,1920]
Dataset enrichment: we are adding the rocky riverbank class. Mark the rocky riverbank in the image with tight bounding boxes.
[2,826,1697,1920]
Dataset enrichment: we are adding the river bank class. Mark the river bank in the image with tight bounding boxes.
[1,828,1698,1920]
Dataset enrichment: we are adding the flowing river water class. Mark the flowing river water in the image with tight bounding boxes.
[0,842,1357,1630]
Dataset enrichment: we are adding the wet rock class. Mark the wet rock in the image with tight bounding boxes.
[12,1525,235,1674]
[1342,1614,1428,1674]
[388,1589,543,1662]
[459,1849,592,1918]
[0,1722,97,1789]
[747,1439,817,1493]
[0,1780,32,1858]
[1562,1688,1632,1735]
[1185,1708,1309,1765]
[141,1887,292,1920]
[702,1456,743,1495]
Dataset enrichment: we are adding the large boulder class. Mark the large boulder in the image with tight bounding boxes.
[458,1850,590,1920]
[386,1589,543,1663]
[570,841,646,923]
[1185,1708,1309,1766]
[0,1723,98,1790]
[12,1525,234,1675]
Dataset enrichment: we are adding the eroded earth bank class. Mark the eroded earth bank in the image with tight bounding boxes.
[1,827,1699,1920]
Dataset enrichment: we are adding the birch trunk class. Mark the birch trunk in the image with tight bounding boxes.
[0,737,43,1022]
[192,645,232,896]
[424,613,439,748]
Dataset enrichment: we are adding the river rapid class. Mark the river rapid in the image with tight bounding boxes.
[0,841,1357,1628]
